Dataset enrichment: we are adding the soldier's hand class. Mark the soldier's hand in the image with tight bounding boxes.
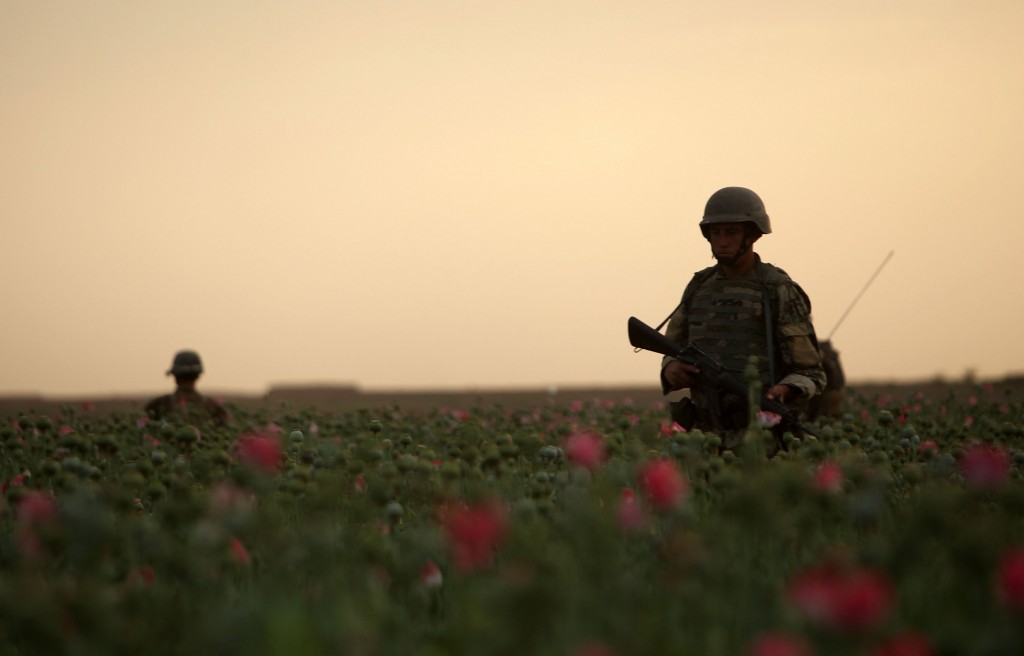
[765,384,797,404]
[664,360,700,390]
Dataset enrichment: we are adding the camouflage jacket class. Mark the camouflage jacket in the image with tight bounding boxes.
[144,389,230,425]
[660,256,826,431]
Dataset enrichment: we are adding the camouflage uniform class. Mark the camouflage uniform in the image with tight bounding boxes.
[144,389,230,425]
[661,255,826,448]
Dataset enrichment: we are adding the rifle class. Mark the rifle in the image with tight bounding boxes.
[627,316,819,438]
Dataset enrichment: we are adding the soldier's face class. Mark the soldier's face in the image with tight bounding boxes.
[706,223,747,260]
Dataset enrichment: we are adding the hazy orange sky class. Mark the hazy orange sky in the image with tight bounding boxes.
[2,1,1022,398]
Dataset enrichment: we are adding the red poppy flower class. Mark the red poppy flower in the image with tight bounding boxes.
[787,564,892,632]
[17,491,57,526]
[959,444,1009,489]
[443,501,507,572]
[616,488,646,533]
[996,547,1024,608]
[638,459,688,511]
[812,461,843,494]
[235,434,282,473]
[564,431,606,471]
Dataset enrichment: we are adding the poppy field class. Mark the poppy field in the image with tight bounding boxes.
[2,381,1024,656]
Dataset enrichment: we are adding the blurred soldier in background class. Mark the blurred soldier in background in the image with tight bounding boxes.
[660,187,826,453]
[145,350,230,425]
[807,340,845,420]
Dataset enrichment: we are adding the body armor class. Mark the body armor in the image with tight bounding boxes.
[687,277,773,388]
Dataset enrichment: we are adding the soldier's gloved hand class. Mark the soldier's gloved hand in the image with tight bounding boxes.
[664,360,701,391]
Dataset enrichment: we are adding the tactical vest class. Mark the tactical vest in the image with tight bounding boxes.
[688,277,773,387]
[681,261,804,389]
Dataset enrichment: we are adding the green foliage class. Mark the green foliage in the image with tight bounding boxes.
[0,385,1022,655]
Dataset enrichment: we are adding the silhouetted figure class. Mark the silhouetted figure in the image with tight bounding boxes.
[145,350,230,425]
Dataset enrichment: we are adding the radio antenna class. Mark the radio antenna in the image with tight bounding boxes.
[826,250,894,341]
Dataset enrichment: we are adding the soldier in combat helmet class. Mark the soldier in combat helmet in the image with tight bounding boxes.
[660,187,826,453]
[145,350,231,425]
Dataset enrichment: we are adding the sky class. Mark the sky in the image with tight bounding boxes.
[2,1,1022,398]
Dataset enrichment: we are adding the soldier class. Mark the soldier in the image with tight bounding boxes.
[660,187,826,453]
[807,340,845,420]
[145,350,231,425]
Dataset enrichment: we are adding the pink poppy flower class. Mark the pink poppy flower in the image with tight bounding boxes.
[17,491,57,526]
[419,560,443,589]
[757,411,782,428]
[787,564,892,632]
[638,459,689,511]
[564,431,606,471]
[616,488,646,533]
[16,491,58,560]
[812,461,843,494]
[235,434,282,473]
[209,482,255,517]
[443,501,508,572]
[958,444,1009,489]
[659,420,686,437]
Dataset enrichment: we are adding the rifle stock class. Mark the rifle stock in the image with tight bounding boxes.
[627,316,819,438]
[627,316,686,360]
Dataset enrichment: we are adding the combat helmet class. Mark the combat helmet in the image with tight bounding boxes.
[166,350,203,376]
[700,187,771,236]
